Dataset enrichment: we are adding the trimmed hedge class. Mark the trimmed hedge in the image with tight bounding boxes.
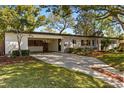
[11,50,30,57]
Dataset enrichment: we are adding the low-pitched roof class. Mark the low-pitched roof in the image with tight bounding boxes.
[5,31,119,39]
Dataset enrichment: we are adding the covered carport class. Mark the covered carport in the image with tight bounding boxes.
[28,38,60,53]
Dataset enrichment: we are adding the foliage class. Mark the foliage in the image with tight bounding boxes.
[11,50,30,58]
[0,6,46,31]
[45,5,124,37]
[74,10,103,36]
[73,6,123,37]
[76,6,124,29]
[0,6,46,56]
[43,27,57,33]
[107,47,118,53]
[107,45,124,53]
[65,47,94,56]
[45,6,75,34]
[1,5,123,37]
[119,33,124,39]
[64,48,74,53]
[101,38,112,51]
[0,32,4,43]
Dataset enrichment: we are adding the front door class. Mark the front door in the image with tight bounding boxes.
[43,42,48,52]
[58,39,61,51]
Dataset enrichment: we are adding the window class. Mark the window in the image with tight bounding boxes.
[72,39,76,44]
[86,40,90,46]
[81,40,85,46]
[92,40,95,46]
[28,40,45,46]
[112,40,116,44]
[64,42,68,46]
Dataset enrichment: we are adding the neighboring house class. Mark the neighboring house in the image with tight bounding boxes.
[0,31,120,55]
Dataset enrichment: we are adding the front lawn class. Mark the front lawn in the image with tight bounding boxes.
[0,57,113,88]
[97,53,124,72]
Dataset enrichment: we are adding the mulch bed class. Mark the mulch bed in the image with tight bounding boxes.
[88,51,107,57]
[92,67,124,83]
[0,56,37,66]
[88,51,124,57]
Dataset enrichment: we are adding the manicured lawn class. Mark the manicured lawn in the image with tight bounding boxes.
[0,58,113,88]
[97,53,124,72]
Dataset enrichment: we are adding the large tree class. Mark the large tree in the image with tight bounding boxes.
[0,5,46,56]
[74,10,101,36]
[73,5,124,36]
[45,5,75,34]
[42,5,124,36]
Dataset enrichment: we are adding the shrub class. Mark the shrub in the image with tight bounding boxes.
[119,49,124,52]
[11,50,20,57]
[64,48,83,54]
[64,48,75,53]
[101,38,112,51]
[21,50,30,56]
[11,50,30,57]
[107,47,121,53]
[82,48,93,55]
[65,47,94,56]
[107,49,117,53]
[73,48,84,54]
[75,48,83,52]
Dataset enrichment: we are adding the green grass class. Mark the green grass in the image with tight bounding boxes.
[0,59,113,88]
[97,53,124,72]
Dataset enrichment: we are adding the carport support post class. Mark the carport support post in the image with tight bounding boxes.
[61,39,64,52]
[98,38,101,51]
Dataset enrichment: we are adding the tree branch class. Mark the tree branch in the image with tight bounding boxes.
[59,18,67,34]
[96,12,110,20]
[115,15,124,30]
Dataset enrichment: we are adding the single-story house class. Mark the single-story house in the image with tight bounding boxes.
[0,31,120,55]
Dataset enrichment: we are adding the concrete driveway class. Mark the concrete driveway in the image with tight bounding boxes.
[31,52,124,88]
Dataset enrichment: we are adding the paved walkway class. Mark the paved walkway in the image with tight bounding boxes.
[31,52,124,88]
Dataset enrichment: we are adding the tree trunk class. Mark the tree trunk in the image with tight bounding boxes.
[59,18,67,34]
[18,40,22,56]
[17,31,22,56]
[60,30,64,34]
[115,16,124,31]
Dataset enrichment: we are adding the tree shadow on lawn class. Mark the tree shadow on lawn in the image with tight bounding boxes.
[0,60,113,88]
[98,54,124,72]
